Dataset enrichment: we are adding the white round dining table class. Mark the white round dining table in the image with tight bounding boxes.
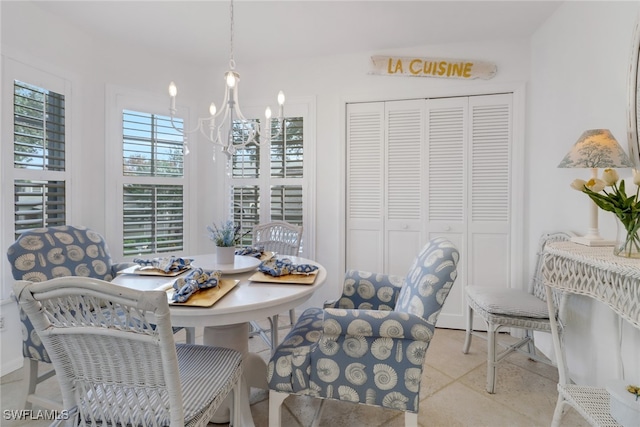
[112,254,327,427]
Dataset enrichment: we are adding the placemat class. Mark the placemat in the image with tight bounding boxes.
[166,279,239,306]
[119,265,191,277]
[248,271,318,285]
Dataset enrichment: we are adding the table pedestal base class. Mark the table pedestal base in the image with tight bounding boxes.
[204,323,268,426]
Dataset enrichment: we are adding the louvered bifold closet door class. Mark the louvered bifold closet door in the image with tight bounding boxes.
[425,97,468,328]
[467,94,512,293]
[385,100,425,275]
[346,103,385,272]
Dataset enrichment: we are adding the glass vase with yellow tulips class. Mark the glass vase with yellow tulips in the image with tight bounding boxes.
[571,168,640,258]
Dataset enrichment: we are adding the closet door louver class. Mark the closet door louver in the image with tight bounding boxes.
[386,102,423,221]
[346,103,385,272]
[470,98,511,223]
[385,100,425,275]
[426,98,467,227]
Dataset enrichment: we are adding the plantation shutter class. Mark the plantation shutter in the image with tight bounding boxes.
[269,117,305,226]
[121,110,185,256]
[12,80,68,239]
[270,185,303,223]
[270,117,303,178]
[230,116,306,248]
[14,180,66,234]
[231,125,261,245]
[232,185,260,246]
[13,80,65,171]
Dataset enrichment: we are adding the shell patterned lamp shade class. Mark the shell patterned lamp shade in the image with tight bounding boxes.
[558,129,635,246]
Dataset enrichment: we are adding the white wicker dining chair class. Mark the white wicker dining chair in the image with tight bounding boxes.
[6,225,195,412]
[250,221,303,350]
[253,221,303,258]
[462,231,571,393]
[13,276,243,427]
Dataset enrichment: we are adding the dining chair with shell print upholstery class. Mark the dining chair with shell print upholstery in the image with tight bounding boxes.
[6,225,193,411]
[267,237,459,427]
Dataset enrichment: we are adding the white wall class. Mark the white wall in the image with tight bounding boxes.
[1,0,639,389]
[529,0,640,385]
[0,0,532,375]
[1,3,533,291]
[0,1,214,375]
[239,38,533,309]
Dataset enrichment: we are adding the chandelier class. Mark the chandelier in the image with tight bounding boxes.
[168,0,285,159]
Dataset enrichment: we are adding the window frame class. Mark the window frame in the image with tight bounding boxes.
[226,99,316,258]
[1,57,74,300]
[105,86,195,261]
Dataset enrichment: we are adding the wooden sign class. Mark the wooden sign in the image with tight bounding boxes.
[370,55,497,80]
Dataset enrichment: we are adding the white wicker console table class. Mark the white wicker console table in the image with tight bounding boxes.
[541,241,640,426]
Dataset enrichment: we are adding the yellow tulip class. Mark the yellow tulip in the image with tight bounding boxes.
[634,171,640,186]
[601,168,619,186]
[585,178,606,193]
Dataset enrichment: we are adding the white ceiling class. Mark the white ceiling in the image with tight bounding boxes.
[32,1,563,66]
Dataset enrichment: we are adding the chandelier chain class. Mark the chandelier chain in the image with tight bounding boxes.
[229,0,235,70]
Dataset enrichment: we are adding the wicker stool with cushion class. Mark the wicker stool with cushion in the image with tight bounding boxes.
[462,231,571,393]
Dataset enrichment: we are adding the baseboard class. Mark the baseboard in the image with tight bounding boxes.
[1,357,23,377]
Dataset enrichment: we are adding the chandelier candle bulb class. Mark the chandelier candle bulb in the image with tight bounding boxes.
[226,72,236,88]
[168,82,177,111]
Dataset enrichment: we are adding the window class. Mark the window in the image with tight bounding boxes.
[121,110,185,256]
[230,116,309,252]
[12,80,67,238]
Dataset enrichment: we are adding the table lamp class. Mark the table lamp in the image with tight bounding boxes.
[558,129,635,246]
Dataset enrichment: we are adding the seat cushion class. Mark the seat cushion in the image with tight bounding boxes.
[177,344,242,425]
[466,286,549,319]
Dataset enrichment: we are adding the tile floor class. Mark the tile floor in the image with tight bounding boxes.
[1,315,588,426]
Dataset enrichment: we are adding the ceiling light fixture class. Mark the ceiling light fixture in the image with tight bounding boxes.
[167,0,284,160]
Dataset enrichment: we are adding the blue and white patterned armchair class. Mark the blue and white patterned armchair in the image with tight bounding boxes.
[5,225,195,411]
[267,237,459,426]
